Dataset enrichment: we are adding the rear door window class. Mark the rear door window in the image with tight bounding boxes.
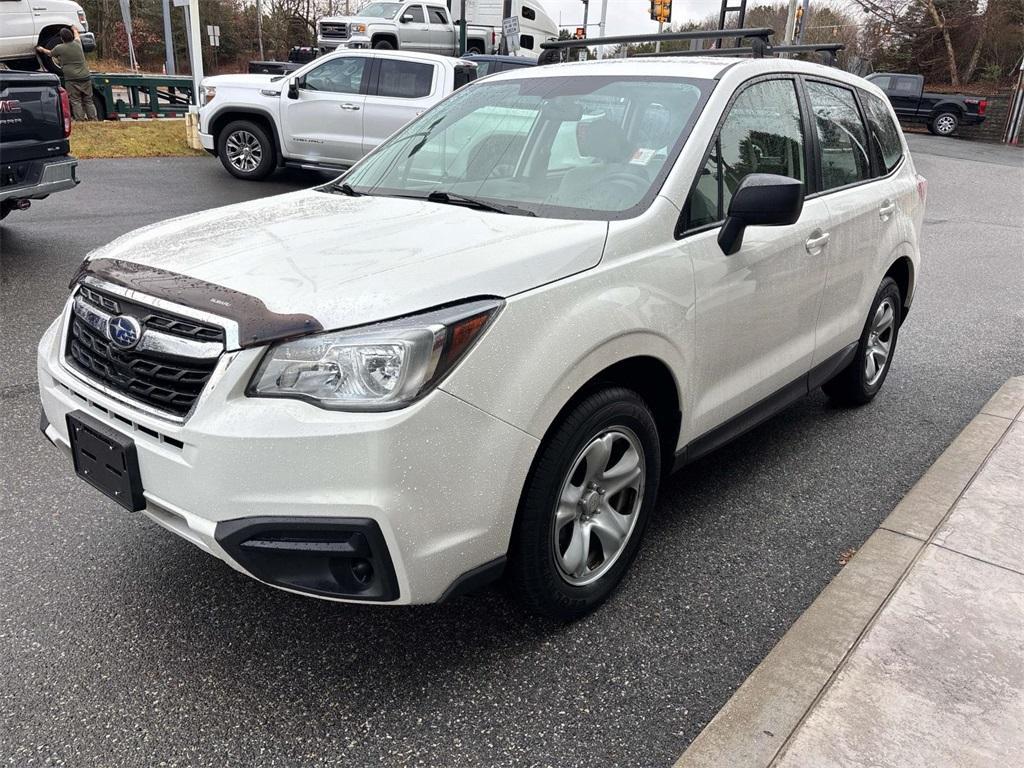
[805,80,871,190]
[374,59,435,98]
[427,6,448,23]
[861,90,903,175]
[686,78,805,229]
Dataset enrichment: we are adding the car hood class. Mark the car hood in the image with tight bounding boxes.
[83,189,607,344]
[202,73,280,90]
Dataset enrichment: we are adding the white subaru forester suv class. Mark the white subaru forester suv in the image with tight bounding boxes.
[38,55,925,620]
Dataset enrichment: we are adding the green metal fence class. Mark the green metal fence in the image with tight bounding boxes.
[90,73,195,120]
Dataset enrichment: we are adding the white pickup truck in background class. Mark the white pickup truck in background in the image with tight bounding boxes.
[316,0,557,58]
[0,0,94,74]
[198,49,478,180]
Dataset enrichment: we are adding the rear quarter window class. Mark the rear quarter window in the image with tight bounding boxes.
[861,91,903,174]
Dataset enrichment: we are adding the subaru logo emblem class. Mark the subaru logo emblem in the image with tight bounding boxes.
[107,315,141,349]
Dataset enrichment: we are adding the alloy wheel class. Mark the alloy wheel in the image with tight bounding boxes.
[225,130,263,172]
[865,297,895,386]
[551,427,645,586]
[935,115,956,134]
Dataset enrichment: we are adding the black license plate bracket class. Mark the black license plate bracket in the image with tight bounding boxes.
[66,410,145,512]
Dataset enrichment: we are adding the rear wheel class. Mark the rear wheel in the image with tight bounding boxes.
[217,120,276,180]
[508,387,661,621]
[928,111,959,136]
[372,39,395,50]
[823,277,902,406]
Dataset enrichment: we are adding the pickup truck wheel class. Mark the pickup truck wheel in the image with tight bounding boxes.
[508,387,661,621]
[39,31,68,76]
[822,277,902,406]
[929,111,959,136]
[372,39,395,50]
[217,120,276,180]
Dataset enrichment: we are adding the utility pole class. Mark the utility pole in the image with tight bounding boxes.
[255,0,265,60]
[596,0,608,58]
[783,0,799,45]
[581,0,589,36]
[161,0,175,74]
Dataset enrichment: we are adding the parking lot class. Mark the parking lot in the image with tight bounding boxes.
[1,135,1021,767]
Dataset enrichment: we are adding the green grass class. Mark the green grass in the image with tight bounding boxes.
[71,119,206,159]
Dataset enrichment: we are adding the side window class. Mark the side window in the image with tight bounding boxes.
[374,59,434,99]
[805,80,871,190]
[686,79,805,230]
[427,6,448,23]
[519,33,535,49]
[403,4,425,22]
[861,90,903,175]
[893,77,918,96]
[302,57,367,95]
[869,75,891,91]
[522,6,536,19]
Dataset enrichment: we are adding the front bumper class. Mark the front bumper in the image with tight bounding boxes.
[199,131,215,152]
[316,36,371,50]
[37,301,539,605]
[0,158,79,203]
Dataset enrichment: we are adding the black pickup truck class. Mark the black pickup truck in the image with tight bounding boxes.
[0,70,79,220]
[866,72,987,137]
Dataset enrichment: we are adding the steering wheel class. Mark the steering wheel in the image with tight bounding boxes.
[602,171,649,199]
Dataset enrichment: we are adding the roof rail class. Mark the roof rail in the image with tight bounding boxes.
[539,29,844,67]
[635,42,845,66]
[538,27,774,51]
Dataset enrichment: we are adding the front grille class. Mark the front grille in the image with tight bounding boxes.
[320,23,349,39]
[65,285,225,418]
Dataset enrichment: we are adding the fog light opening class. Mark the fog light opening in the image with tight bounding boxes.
[350,558,374,588]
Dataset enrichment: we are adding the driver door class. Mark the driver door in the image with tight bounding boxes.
[680,77,830,436]
[281,56,369,166]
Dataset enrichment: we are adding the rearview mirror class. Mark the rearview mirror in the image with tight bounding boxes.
[401,13,413,22]
[287,77,300,99]
[717,174,804,256]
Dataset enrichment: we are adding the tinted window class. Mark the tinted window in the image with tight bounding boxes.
[868,75,891,91]
[404,4,424,22]
[687,79,805,229]
[522,6,536,19]
[520,34,535,49]
[893,77,918,95]
[806,80,871,190]
[427,6,448,23]
[861,91,903,174]
[303,57,367,95]
[375,59,434,98]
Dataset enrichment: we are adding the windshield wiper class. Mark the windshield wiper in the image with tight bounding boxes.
[426,190,535,217]
[332,181,363,196]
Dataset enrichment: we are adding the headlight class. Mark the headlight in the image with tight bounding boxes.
[77,9,88,28]
[201,85,216,105]
[350,23,367,33]
[248,299,502,411]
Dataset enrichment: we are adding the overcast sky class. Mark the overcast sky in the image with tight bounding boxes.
[537,0,735,36]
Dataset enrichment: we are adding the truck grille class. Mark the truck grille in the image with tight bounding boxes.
[65,285,225,419]
[320,22,349,39]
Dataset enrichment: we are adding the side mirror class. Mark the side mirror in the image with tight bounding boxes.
[287,77,300,99]
[400,13,414,22]
[717,173,804,256]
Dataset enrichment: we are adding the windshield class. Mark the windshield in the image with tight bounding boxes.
[338,75,713,220]
[359,2,402,18]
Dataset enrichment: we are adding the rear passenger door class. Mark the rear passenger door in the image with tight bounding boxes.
[426,5,455,53]
[804,78,899,366]
[681,77,831,435]
[361,56,439,154]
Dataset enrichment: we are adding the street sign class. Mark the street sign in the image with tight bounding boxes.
[502,16,520,51]
[206,24,220,46]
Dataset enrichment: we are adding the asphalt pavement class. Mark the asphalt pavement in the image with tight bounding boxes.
[1,137,1022,767]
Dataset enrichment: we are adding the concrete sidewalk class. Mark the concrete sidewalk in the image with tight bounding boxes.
[677,377,1024,768]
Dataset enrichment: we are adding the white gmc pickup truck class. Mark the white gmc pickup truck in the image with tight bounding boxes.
[198,49,477,180]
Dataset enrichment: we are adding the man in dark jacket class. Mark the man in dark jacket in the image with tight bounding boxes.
[37,27,98,121]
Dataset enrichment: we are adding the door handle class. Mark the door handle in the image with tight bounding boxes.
[805,231,830,254]
[339,103,360,111]
[879,200,896,219]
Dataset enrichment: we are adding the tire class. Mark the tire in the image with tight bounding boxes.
[822,277,902,406]
[39,31,67,76]
[372,39,395,50]
[92,93,107,121]
[508,387,662,621]
[216,120,276,180]
[928,111,959,136]
[466,43,484,55]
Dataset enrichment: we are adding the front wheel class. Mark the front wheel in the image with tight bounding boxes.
[372,39,395,50]
[928,111,959,136]
[508,388,661,621]
[217,120,276,180]
[823,277,902,406]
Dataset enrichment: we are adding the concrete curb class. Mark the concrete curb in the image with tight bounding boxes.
[675,376,1024,768]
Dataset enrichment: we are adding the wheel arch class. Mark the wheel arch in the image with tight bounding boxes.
[929,101,964,119]
[208,108,283,164]
[371,32,399,49]
[884,255,915,322]
[37,23,72,46]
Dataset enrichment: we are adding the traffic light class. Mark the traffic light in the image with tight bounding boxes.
[575,26,586,39]
[650,0,671,24]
